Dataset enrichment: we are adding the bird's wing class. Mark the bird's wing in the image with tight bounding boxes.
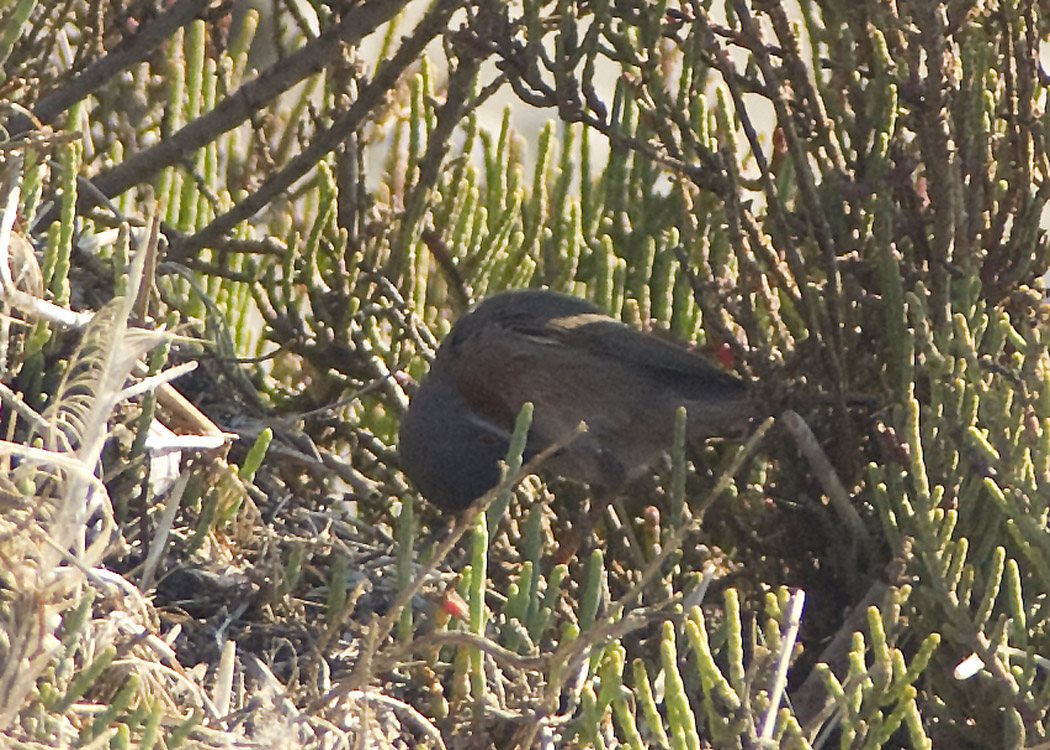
[438,289,747,436]
[540,313,747,396]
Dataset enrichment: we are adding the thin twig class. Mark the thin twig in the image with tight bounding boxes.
[760,589,805,741]
[71,1,412,223]
[172,0,466,258]
[318,425,587,709]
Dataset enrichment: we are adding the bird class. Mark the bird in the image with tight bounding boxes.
[398,289,754,513]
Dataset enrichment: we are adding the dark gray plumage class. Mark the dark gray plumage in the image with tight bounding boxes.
[398,289,753,511]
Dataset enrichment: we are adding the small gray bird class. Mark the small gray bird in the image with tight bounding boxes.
[398,289,753,511]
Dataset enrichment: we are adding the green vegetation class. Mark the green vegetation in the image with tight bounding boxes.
[1,1,1048,747]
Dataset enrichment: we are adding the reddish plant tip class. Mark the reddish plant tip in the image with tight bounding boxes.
[714,342,735,370]
[440,591,469,620]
